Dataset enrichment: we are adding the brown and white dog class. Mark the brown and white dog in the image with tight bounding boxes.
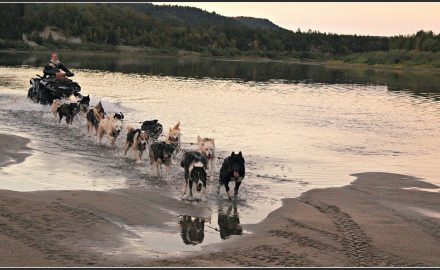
[97,112,124,146]
[149,141,176,178]
[166,121,182,158]
[197,135,216,180]
[124,126,149,163]
[86,101,106,135]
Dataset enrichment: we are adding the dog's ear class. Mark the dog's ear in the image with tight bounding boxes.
[238,151,242,157]
[231,151,235,156]
[153,119,158,123]
[174,121,180,130]
[120,112,124,119]
[197,135,201,144]
[212,138,215,144]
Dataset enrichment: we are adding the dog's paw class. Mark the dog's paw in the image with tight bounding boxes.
[136,160,144,165]
[227,190,233,201]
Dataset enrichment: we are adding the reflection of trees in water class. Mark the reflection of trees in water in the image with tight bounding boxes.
[217,203,243,240]
[2,52,440,97]
[179,215,206,245]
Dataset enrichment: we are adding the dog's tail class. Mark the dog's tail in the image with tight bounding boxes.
[126,125,136,133]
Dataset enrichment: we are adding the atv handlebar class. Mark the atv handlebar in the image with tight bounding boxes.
[65,72,74,77]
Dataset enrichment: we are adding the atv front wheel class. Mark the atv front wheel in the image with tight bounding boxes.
[38,88,53,105]
[29,87,40,103]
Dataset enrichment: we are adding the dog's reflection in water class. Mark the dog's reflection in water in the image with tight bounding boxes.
[178,203,243,245]
[179,216,206,245]
[218,203,243,240]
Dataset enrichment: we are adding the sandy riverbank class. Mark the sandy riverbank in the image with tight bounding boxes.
[0,154,439,267]
[146,172,440,267]
[1,132,439,267]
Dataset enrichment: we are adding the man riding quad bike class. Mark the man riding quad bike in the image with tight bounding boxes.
[28,52,81,105]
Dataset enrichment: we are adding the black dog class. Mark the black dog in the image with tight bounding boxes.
[124,127,149,162]
[149,141,175,178]
[57,103,80,125]
[179,215,206,245]
[77,95,90,115]
[86,109,98,130]
[218,204,243,239]
[86,101,106,135]
[218,151,246,200]
[141,119,163,142]
[180,151,208,200]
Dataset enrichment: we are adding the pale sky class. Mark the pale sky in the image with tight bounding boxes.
[153,2,440,36]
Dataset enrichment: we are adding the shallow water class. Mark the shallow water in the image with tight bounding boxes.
[1,53,440,256]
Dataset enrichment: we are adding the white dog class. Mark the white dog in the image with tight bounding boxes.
[197,135,216,180]
[50,99,63,119]
[97,112,124,146]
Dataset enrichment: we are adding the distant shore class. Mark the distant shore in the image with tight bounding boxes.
[2,48,440,74]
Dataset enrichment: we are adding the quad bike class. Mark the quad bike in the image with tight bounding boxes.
[27,72,81,105]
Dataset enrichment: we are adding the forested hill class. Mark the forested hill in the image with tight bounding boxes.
[233,17,283,31]
[1,3,440,61]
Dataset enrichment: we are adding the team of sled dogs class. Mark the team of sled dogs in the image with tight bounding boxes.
[50,94,246,201]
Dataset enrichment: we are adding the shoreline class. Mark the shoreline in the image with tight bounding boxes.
[2,49,440,74]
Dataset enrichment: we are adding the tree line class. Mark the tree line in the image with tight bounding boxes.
[0,3,439,58]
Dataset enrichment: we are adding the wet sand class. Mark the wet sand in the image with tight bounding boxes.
[147,172,440,267]
[0,143,439,268]
[0,134,32,168]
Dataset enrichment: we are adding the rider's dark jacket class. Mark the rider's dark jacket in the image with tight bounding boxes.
[43,61,71,78]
